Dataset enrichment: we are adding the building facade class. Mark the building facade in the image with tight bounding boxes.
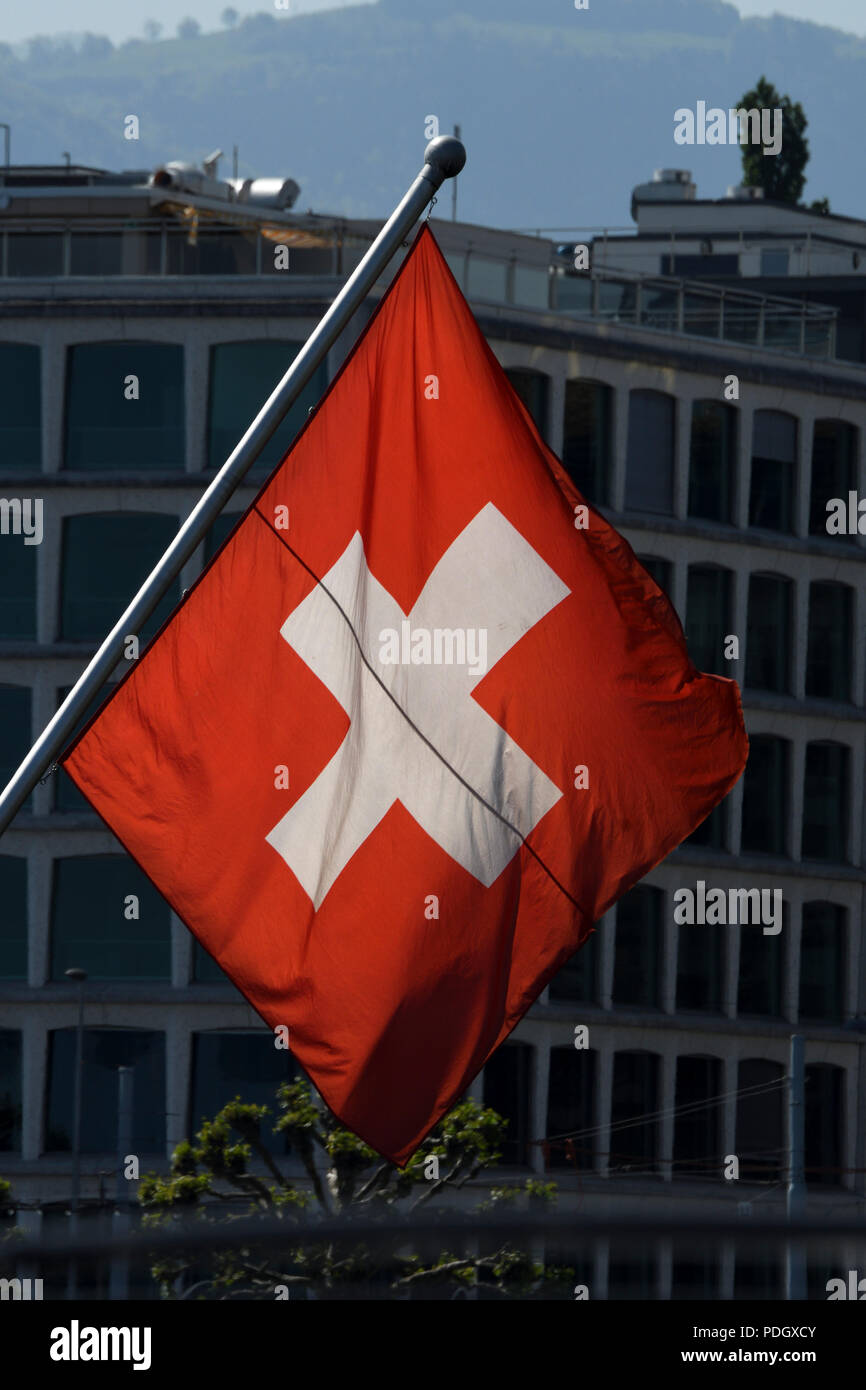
[0,161,864,1298]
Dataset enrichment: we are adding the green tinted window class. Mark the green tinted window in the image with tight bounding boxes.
[0,859,26,979]
[50,855,171,980]
[46,1028,166,1153]
[207,342,327,472]
[0,344,41,469]
[64,343,184,470]
[60,512,179,642]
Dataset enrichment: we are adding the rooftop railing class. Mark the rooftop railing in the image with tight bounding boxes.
[0,215,841,361]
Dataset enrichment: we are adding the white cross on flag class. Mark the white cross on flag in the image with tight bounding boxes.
[63,226,747,1164]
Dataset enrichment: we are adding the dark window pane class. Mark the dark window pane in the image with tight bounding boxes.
[190,1032,297,1154]
[545,1047,595,1171]
[801,742,849,862]
[505,369,550,442]
[799,902,845,1023]
[686,798,727,850]
[741,736,789,855]
[638,555,672,597]
[55,684,114,812]
[562,380,611,504]
[70,233,123,277]
[208,342,327,472]
[810,420,857,536]
[686,565,731,676]
[8,234,63,276]
[193,939,233,984]
[677,923,724,1011]
[749,411,796,532]
[167,229,257,276]
[549,928,598,1003]
[671,1253,720,1299]
[738,921,784,1017]
[50,855,171,980]
[688,400,736,522]
[625,390,674,514]
[613,886,662,1008]
[0,858,27,979]
[0,526,37,639]
[45,1028,165,1153]
[64,343,184,470]
[673,1056,722,1176]
[805,1063,843,1188]
[0,344,41,469]
[806,582,852,701]
[734,1257,781,1300]
[608,1255,656,1298]
[0,1031,22,1152]
[203,513,242,566]
[736,1059,783,1181]
[482,1042,531,1166]
[610,1052,659,1172]
[746,574,792,692]
[60,513,180,642]
[0,685,31,814]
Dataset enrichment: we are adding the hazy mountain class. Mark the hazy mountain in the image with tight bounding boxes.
[1,0,863,230]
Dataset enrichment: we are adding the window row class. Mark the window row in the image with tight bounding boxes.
[0,1027,297,1156]
[486,1042,846,1187]
[552,885,850,1022]
[511,374,859,537]
[657,563,855,702]
[0,1026,846,1196]
[0,858,853,1027]
[0,340,327,472]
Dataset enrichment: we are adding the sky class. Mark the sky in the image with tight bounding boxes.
[1,0,865,46]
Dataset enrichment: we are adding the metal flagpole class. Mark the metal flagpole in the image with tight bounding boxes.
[0,136,466,838]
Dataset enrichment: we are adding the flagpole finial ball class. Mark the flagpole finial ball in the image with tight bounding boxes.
[424,135,467,180]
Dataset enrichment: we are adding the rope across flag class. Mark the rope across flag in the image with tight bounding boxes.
[61,224,748,1166]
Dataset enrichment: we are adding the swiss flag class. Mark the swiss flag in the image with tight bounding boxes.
[62,225,747,1165]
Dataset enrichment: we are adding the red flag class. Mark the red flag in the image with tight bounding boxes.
[62,225,747,1165]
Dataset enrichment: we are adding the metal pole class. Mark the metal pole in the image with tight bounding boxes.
[109,1066,133,1301]
[0,135,466,838]
[65,967,86,1300]
[0,124,9,169]
[785,1034,807,1300]
[451,124,461,221]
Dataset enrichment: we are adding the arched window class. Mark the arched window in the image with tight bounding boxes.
[562,379,612,503]
[545,1045,595,1171]
[802,742,849,862]
[625,389,675,514]
[0,343,40,469]
[688,399,736,522]
[749,410,796,532]
[208,341,328,471]
[50,855,171,980]
[45,1028,166,1153]
[806,581,852,700]
[59,512,180,642]
[613,886,663,1008]
[504,368,550,442]
[64,342,185,470]
[746,573,792,692]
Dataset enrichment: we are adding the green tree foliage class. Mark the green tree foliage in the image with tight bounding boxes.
[738,76,810,205]
[139,1079,572,1299]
